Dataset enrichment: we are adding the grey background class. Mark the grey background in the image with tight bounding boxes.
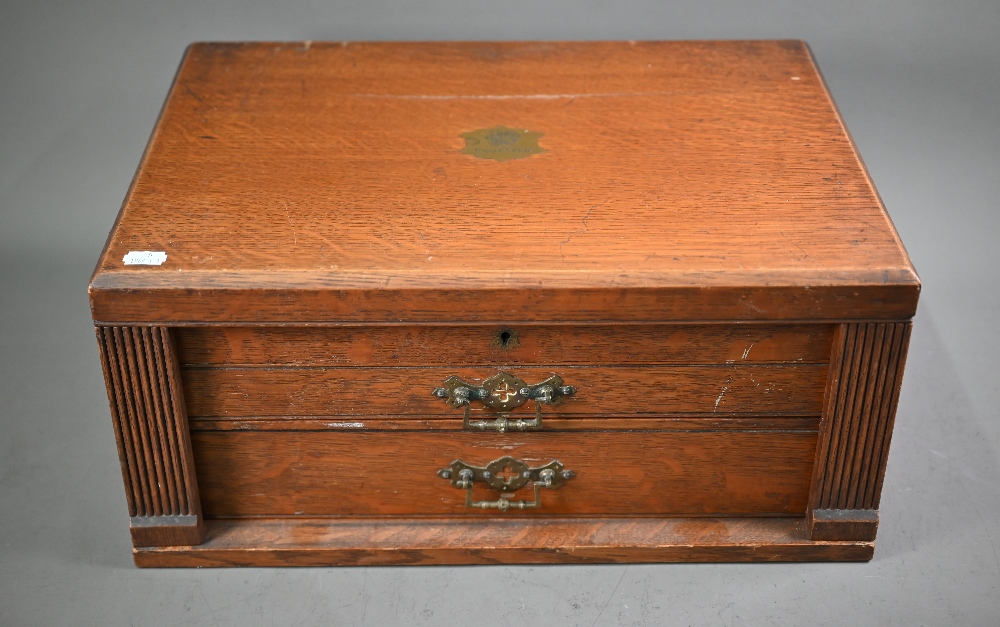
[1,0,998,624]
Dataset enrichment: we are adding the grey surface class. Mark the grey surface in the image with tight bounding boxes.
[1,0,998,624]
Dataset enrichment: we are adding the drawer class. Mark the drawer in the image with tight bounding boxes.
[183,364,828,418]
[191,431,816,518]
[174,324,834,367]
[178,324,832,422]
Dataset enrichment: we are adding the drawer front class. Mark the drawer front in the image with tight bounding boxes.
[191,431,816,518]
[175,324,833,367]
[183,364,827,417]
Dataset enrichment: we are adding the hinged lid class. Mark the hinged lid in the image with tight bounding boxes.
[89,40,918,323]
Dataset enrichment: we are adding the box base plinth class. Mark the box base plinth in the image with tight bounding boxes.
[133,517,874,567]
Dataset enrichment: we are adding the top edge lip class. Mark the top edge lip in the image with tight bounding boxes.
[87,267,920,323]
[88,266,922,292]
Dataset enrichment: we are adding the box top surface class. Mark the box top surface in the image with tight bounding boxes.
[90,40,918,323]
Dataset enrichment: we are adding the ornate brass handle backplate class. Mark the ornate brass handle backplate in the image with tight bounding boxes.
[437,456,575,512]
[431,372,576,432]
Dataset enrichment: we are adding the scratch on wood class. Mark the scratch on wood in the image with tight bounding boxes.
[559,205,598,257]
[714,376,734,412]
[780,229,810,260]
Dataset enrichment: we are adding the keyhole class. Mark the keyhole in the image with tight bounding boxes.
[493,328,520,351]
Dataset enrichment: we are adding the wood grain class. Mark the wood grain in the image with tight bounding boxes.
[133,517,874,567]
[89,40,918,324]
[174,324,834,367]
[808,322,911,540]
[181,364,828,417]
[95,326,204,546]
[89,40,919,564]
[91,281,919,325]
[191,431,816,517]
[809,509,878,542]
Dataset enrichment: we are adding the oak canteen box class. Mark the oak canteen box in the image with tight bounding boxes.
[89,40,919,566]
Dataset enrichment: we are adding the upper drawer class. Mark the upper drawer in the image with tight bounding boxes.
[174,324,833,367]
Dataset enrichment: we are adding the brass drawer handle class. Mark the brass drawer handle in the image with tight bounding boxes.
[431,372,576,432]
[437,456,575,512]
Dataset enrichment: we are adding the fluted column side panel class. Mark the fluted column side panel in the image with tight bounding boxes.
[811,322,912,512]
[96,326,200,518]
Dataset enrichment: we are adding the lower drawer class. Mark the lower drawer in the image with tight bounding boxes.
[191,431,816,518]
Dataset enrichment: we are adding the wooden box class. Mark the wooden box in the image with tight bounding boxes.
[89,41,919,566]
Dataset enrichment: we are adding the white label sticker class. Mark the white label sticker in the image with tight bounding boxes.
[123,251,167,266]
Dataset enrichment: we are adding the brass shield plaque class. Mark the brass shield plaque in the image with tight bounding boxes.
[460,126,544,162]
